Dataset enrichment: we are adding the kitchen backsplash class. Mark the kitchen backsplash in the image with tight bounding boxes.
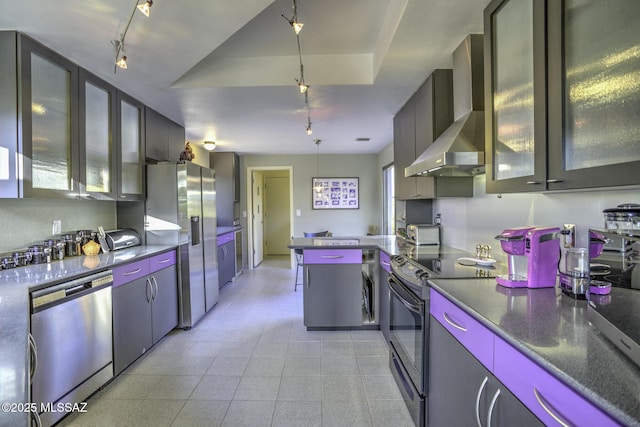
[0,199,117,252]
[434,174,640,262]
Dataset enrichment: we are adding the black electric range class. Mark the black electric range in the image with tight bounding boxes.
[588,229,640,368]
[392,245,505,298]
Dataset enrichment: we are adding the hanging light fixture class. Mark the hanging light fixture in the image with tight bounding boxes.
[203,141,216,151]
[111,39,128,70]
[313,139,324,192]
[306,118,313,136]
[136,0,153,17]
[282,0,303,34]
[296,78,309,93]
[111,0,154,73]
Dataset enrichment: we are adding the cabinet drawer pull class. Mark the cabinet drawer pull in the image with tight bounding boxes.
[123,268,142,276]
[443,312,467,332]
[321,255,344,259]
[156,258,171,264]
[546,179,563,183]
[487,389,500,427]
[533,387,570,427]
[526,181,543,185]
[28,333,37,385]
[475,376,488,427]
[381,260,390,266]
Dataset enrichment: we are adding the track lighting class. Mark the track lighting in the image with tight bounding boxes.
[306,119,313,136]
[281,0,303,35]
[296,79,309,93]
[116,55,128,69]
[203,141,216,151]
[136,0,153,17]
[111,0,154,73]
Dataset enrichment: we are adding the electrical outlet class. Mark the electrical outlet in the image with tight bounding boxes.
[52,219,62,235]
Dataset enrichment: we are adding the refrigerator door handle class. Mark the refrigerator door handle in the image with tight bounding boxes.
[191,216,201,245]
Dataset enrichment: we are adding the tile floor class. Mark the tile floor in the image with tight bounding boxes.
[62,256,414,427]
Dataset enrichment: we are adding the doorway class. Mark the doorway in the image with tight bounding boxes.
[246,166,294,269]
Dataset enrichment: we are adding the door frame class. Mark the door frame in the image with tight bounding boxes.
[246,166,294,269]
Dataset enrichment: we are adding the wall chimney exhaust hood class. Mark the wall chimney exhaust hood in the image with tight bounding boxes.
[406,34,485,177]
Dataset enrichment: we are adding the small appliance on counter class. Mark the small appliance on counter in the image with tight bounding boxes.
[495,226,561,288]
[406,224,440,246]
[103,228,141,251]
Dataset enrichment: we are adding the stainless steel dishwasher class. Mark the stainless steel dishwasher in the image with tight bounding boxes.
[30,270,114,427]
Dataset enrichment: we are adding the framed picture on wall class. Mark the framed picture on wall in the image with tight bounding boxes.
[312,177,359,209]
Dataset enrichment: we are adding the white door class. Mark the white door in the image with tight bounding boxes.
[264,176,291,255]
[252,171,264,267]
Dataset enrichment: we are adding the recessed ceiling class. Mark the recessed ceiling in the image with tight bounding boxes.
[0,0,491,155]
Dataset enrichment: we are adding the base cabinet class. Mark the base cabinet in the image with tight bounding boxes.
[303,264,363,328]
[217,233,236,289]
[429,319,542,427]
[112,251,178,375]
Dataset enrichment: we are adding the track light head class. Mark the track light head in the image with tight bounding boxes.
[137,0,153,17]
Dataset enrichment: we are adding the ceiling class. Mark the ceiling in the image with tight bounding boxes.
[0,0,490,155]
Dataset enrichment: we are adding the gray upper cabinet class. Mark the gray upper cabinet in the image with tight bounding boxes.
[393,70,454,200]
[145,107,169,162]
[546,0,640,190]
[145,107,185,163]
[79,69,117,200]
[486,0,640,193]
[116,92,145,200]
[0,32,80,199]
[210,152,240,225]
[485,0,547,194]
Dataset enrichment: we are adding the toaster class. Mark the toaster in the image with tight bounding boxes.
[406,224,440,246]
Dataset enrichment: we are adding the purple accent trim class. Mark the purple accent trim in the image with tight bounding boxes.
[430,289,494,371]
[148,250,176,274]
[217,232,234,246]
[590,283,612,295]
[494,336,619,426]
[113,259,149,287]
[380,251,391,273]
[303,249,363,264]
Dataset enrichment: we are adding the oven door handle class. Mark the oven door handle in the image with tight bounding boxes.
[388,275,423,314]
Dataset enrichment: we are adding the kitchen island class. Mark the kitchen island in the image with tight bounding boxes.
[0,245,176,427]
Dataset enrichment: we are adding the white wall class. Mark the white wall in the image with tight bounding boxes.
[0,199,117,252]
[434,174,640,263]
[242,154,380,237]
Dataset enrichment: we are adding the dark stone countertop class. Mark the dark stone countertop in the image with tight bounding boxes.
[0,245,176,427]
[429,278,640,427]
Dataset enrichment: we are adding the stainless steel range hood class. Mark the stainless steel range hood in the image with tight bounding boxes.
[406,34,485,177]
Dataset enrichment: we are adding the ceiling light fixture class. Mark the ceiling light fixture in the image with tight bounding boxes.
[296,78,309,93]
[313,139,324,192]
[203,141,216,151]
[111,0,154,73]
[306,118,313,136]
[136,0,153,17]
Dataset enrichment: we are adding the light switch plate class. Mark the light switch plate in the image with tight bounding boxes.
[296,209,301,217]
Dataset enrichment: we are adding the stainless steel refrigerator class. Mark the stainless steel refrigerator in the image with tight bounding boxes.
[146,162,219,328]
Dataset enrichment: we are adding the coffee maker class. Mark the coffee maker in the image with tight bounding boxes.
[495,226,561,288]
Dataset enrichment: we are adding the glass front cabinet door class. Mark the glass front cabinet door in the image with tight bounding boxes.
[19,35,79,198]
[547,0,640,189]
[485,0,547,194]
[116,92,145,200]
[79,69,117,200]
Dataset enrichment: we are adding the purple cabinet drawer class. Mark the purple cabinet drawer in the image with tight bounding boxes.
[430,289,494,371]
[217,232,234,246]
[113,259,150,287]
[379,251,391,273]
[303,249,363,264]
[494,337,619,427]
[149,250,176,274]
